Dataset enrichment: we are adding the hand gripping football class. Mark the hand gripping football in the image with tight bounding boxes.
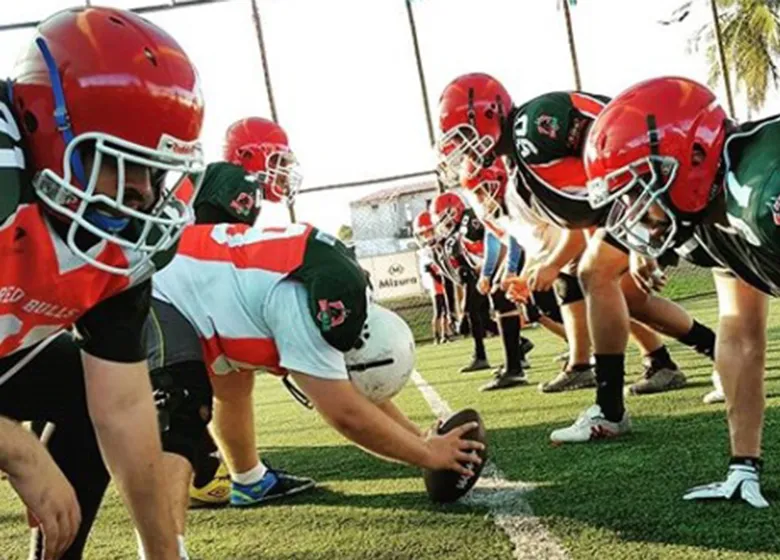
[423,408,488,503]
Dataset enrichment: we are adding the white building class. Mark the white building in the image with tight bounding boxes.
[349,178,438,258]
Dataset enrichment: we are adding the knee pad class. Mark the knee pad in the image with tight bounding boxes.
[152,363,214,467]
[532,290,563,324]
[553,272,584,305]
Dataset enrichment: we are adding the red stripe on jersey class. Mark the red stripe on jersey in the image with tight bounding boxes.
[527,157,588,191]
[176,223,312,273]
[463,239,484,258]
[569,93,607,119]
[202,333,283,376]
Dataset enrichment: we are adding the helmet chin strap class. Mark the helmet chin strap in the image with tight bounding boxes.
[35,38,129,234]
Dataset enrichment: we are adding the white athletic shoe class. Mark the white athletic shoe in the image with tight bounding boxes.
[550,404,631,444]
[702,370,725,404]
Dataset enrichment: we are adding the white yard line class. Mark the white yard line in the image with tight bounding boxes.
[411,370,570,560]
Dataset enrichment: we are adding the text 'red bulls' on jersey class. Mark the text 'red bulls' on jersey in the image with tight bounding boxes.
[151,223,369,376]
[0,88,168,361]
[508,91,611,229]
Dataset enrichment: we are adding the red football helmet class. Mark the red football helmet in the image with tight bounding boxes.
[431,192,467,239]
[460,157,509,218]
[223,117,302,205]
[10,7,205,275]
[413,210,436,247]
[584,76,727,257]
[437,73,512,180]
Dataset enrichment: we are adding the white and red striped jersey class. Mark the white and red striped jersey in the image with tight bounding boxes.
[152,222,317,376]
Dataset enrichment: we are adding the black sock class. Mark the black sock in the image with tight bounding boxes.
[595,354,625,422]
[644,345,676,370]
[678,320,716,360]
[500,316,522,370]
[473,334,487,361]
[730,456,763,471]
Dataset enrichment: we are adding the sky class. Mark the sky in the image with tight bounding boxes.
[2,0,780,234]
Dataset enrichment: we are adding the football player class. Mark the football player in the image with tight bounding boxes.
[414,211,453,344]
[430,192,532,390]
[143,222,484,552]
[0,7,204,560]
[584,76,778,507]
[459,158,594,392]
[437,74,720,442]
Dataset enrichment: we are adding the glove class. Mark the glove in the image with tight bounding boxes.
[683,459,769,508]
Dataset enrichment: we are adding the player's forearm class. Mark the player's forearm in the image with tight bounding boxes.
[84,358,178,559]
[716,320,765,458]
[377,400,422,437]
[546,229,586,269]
[316,391,433,468]
[0,416,41,477]
[92,396,178,557]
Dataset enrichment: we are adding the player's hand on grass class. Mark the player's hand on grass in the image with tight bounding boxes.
[8,445,81,559]
[424,421,484,476]
[683,460,769,508]
[629,251,666,294]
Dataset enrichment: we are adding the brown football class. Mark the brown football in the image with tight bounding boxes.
[423,408,488,503]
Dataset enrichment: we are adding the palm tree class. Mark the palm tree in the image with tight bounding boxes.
[691,0,780,116]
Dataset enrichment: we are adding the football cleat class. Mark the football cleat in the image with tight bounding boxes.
[550,405,631,444]
[189,461,231,508]
[230,463,316,507]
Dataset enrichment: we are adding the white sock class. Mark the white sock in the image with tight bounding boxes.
[178,535,189,560]
[136,530,146,560]
[232,461,268,485]
[136,532,188,559]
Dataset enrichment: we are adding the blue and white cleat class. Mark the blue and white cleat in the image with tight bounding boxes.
[230,464,316,507]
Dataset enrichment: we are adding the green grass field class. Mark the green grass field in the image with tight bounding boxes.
[1,293,780,559]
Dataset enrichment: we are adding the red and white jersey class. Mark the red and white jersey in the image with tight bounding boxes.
[152,222,314,375]
[0,204,151,357]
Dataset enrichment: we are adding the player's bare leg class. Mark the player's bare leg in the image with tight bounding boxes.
[561,301,591,367]
[714,273,766,456]
[537,314,567,339]
[210,370,315,506]
[210,370,258,475]
[548,232,632,442]
[162,453,193,535]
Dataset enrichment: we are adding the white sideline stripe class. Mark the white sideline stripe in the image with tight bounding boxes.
[411,370,570,560]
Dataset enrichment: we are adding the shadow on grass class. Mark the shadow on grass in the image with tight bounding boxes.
[260,405,780,556]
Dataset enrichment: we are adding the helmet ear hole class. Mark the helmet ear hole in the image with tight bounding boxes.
[691,143,706,166]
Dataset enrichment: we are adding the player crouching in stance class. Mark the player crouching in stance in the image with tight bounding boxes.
[147,222,484,555]
[584,76,775,507]
[0,7,205,559]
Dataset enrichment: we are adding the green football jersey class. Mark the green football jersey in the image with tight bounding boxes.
[509,91,611,229]
[694,116,780,295]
